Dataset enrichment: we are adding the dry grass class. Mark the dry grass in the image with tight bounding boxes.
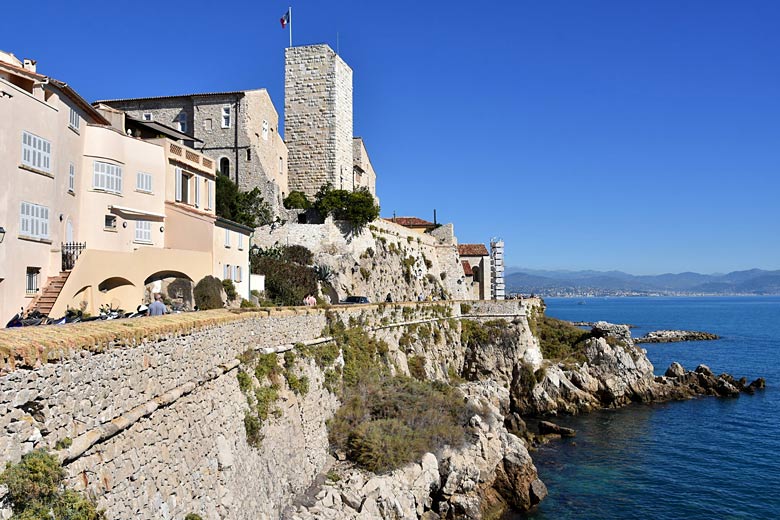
[0,309,277,373]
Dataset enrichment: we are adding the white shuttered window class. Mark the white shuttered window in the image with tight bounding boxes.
[136,172,153,193]
[21,131,51,172]
[69,108,80,131]
[207,180,215,210]
[68,163,75,192]
[194,176,200,207]
[135,220,152,243]
[20,202,49,240]
[93,161,122,194]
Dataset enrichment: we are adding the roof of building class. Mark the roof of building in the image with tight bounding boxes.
[383,217,435,228]
[94,89,265,105]
[126,115,202,143]
[462,261,474,276]
[458,244,489,257]
[215,216,254,235]
[0,60,110,125]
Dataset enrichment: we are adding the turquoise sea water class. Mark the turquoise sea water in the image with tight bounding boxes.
[514,296,780,520]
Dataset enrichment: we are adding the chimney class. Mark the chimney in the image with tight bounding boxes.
[23,58,37,73]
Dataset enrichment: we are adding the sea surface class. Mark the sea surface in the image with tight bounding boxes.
[512,296,780,520]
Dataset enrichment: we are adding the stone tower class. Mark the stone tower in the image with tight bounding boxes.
[284,44,354,199]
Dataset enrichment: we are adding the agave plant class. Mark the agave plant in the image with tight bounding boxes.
[314,264,335,283]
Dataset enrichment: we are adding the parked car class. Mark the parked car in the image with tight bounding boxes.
[340,296,370,304]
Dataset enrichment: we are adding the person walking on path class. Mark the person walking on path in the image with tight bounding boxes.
[148,293,167,316]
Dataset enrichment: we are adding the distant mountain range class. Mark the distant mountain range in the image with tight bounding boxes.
[504,268,780,296]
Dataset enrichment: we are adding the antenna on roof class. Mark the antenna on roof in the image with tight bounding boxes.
[434,209,437,226]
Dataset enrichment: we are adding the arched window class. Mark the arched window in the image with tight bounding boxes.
[219,157,230,177]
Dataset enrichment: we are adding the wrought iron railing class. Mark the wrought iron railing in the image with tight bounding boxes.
[62,242,86,271]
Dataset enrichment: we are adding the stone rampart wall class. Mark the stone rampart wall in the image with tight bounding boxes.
[0,301,532,519]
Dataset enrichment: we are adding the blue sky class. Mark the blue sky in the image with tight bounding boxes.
[3,1,779,274]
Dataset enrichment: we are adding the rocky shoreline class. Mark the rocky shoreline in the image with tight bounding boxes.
[636,329,720,343]
[285,315,764,520]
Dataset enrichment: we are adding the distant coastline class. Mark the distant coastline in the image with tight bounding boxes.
[506,267,780,298]
[521,292,780,298]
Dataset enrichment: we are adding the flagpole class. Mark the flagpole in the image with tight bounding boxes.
[289,6,293,48]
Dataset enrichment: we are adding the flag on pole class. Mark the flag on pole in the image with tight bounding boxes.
[280,9,290,29]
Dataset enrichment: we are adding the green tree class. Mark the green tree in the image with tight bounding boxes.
[314,184,379,231]
[283,190,311,210]
[0,449,104,519]
[215,174,273,228]
[194,275,224,310]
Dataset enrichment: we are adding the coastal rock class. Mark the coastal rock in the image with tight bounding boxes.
[510,322,760,419]
[665,362,686,378]
[538,421,575,437]
[636,330,720,344]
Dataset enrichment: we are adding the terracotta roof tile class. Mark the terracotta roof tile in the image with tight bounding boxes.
[462,261,474,276]
[458,244,489,256]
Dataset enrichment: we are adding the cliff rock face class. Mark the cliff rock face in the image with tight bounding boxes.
[285,382,545,520]
[253,218,472,303]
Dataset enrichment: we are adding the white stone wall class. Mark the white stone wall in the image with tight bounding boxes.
[253,218,472,302]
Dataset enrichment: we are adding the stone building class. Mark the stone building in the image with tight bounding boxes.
[458,243,491,300]
[285,44,377,199]
[96,89,288,211]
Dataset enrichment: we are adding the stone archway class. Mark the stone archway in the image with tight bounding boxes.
[97,277,136,312]
[144,271,195,310]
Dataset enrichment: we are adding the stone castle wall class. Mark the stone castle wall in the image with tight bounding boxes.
[285,45,354,199]
[0,301,539,519]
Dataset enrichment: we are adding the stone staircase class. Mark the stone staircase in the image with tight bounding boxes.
[28,272,71,316]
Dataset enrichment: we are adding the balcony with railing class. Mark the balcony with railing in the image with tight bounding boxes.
[162,139,215,176]
[62,242,86,271]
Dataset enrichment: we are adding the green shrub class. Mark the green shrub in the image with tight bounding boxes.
[328,376,472,473]
[222,278,238,302]
[460,303,472,314]
[254,353,280,381]
[314,184,380,232]
[216,174,273,227]
[0,449,104,518]
[286,373,310,395]
[0,450,62,508]
[185,515,204,520]
[194,275,224,310]
[461,319,513,349]
[237,370,252,392]
[407,355,426,380]
[533,316,591,362]
[251,255,317,306]
[324,369,341,394]
[244,412,262,447]
[283,190,311,210]
[255,385,280,422]
[240,298,256,308]
[54,437,72,450]
[284,245,314,266]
